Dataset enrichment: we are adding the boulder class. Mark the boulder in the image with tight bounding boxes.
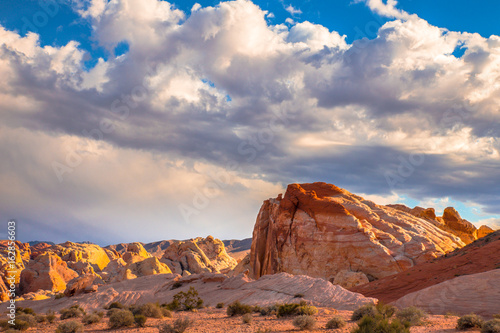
[49,242,110,271]
[122,242,151,264]
[250,183,464,281]
[332,270,369,289]
[64,274,104,297]
[20,253,78,294]
[122,257,171,280]
[476,225,494,239]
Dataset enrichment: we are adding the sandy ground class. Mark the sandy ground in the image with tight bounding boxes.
[3,307,482,333]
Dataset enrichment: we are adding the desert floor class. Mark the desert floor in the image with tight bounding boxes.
[5,307,482,333]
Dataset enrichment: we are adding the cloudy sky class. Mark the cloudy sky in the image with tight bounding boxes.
[0,0,499,245]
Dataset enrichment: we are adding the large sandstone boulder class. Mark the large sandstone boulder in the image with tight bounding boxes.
[162,236,237,274]
[122,257,171,280]
[393,269,500,317]
[49,242,110,271]
[250,183,465,285]
[20,253,78,294]
[122,242,151,264]
[64,274,104,297]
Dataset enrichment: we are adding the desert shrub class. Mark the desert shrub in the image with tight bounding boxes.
[95,311,105,318]
[276,302,317,318]
[60,307,84,320]
[55,320,83,333]
[252,305,262,313]
[494,315,500,320]
[16,314,36,327]
[482,319,500,333]
[134,314,147,327]
[108,309,135,329]
[216,302,224,309]
[227,301,253,316]
[259,305,278,316]
[46,310,56,323]
[351,303,378,321]
[10,319,30,331]
[292,315,316,331]
[396,306,427,326]
[376,303,396,319]
[294,293,305,298]
[325,316,346,329]
[55,293,65,299]
[159,317,194,333]
[106,308,121,317]
[82,313,101,325]
[162,308,173,318]
[242,313,253,324]
[171,281,183,289]
[132,303,163,318]
[457,314,484,330]
[107,301,125,309]
[352,315,410,333]
[17,308,35,315]
[166,287,204,311]
[35,314,47,323]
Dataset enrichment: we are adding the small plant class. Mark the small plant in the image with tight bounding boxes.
[351,303,378,321]
[172,281,183,289]
[396,306,427,326]
[325,315,346,329]
[352,315,410,333]
[253,305,262,313]
[259,305,278,316]
[82,313,101,325]
[162,308,173,318]
[60,306,84,320]
[292,315,316,331]
[15,314,37,328]
[55,320,83,333]
[276,302,317,318]
[134,314,147,327]
[166,287,204,311]
[19,308,35,315]
[108,309,135,329]
[481,319,500,333]
[132,303,163,318]
[216,302,224,309]
[457,314,484,330]
[227,301,253,316]
[35,314,47,323]
[242,313,253,324]
[106,308,121,317]
[55,293,65,299]
[494,314,500,320]
[294,293,305,298]
[107,301,125,309]
[46,310,56,323]
[159,317,194,333]
[95,311,105,318]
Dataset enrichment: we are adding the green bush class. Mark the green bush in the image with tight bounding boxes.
[107,301,125,309]
[276,302,317,318]
[162,308,173,318]
[134,314,147,327]
[108,309,135,329]
[60,307,84,320]
[482,319,500,333]
[242,313,253,324]
[82,313,101,325]
[55,320,83,333]
[55,293,65,299]
[353,315,410,333]
[171,281,183,290]
[35,314,47,323]
[396,307,427,326]
[227,301,253,316]
[294,293,305,298]
[216,303,224,309]
[325,316,346,329]
[259,305,278,316]
[351,303,379,321]
[166,287,204,311]
[46,310,56,323]
[457,314,484,330]
[292,315,316,331]
[106,308,121,317]
[159,317,194,333]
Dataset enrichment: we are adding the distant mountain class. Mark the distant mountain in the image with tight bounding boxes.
[28,241,55,246]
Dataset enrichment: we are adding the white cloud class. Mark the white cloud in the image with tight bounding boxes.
[356,0,410,20]
[285,4,302,16]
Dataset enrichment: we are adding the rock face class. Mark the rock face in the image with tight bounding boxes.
[49,242,110,271]
[15,272,376,314]
[388,205,494,245]
[351,230,500,303]
[162,236,237,274]
[393,269,500,317]
[250,183,465,285]
[20,253,78,294]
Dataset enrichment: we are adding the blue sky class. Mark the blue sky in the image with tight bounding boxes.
[0,0,499,244]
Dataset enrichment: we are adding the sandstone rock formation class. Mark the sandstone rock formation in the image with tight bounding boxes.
[332,270,370,289]
[351,230,500,303]
[64,274,104,297]
[122,242,151,264]
[15,272,376,313]
[49,242,110,271]
[162,236,237,274]
[223,238,252,262]
[19,252,78,294]
[388,205,494,244]
[122,257,171,280]
[250,183,465,286]
[393,269,500,317]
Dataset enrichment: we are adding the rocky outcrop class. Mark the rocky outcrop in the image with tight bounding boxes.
[250,183,465,286]
[19,253,78,294]
[351,230,500,303]
[15,272,376,313]
[388,205,495,244]
[64,274,104,297]
[162,236,237,274]
[332,270,370,289]
[122,242,151,264]
[122,257,171,280]
[49,242,110,271]
[393,269,500,317]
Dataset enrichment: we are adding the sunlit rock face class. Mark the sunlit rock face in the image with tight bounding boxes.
[250,182,465,286]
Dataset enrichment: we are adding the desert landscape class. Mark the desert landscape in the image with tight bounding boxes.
[1,183,499,332]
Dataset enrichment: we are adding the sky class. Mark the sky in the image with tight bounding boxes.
[0,0,499,245]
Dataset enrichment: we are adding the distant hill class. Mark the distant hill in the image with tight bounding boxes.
[28,241,55,246]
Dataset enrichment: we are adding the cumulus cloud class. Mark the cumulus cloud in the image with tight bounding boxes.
[1,0,500,242]
[285,4,302,16]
